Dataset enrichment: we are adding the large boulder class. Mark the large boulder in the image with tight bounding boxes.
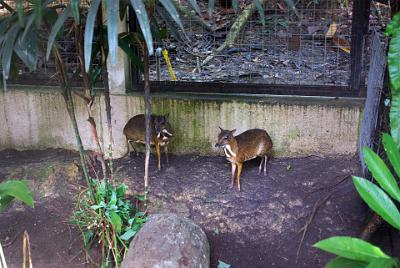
[121,213,210,268]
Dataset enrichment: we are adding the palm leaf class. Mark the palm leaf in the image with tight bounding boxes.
[188,0,202,17]
[84,0,101,71]
[15,28,38,71]
[106,0,119,65]
[255,0,265,26]
[1,24,21,80]
[71,0,80,24]
[34,0,43,28]
[208,0,215,18]
[129,0,154,55]
[46,6,70,60]
[232,0,239,13]
[159,0,184,31]
[16,0,25,27]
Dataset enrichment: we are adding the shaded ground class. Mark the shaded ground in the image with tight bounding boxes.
[0,149,381,267]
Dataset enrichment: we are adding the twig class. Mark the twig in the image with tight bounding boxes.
[2,230,23,248]
[305,174,350,196]
[295,189,338,263]
[202,0,267,66]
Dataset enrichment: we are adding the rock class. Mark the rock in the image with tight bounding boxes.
[121,213,210,268]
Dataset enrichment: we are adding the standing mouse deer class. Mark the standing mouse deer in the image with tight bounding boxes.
[215,127,273,191]
[123,114,173,170]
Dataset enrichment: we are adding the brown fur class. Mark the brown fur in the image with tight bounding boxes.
[215,128,273,191]
[123,114,173,170]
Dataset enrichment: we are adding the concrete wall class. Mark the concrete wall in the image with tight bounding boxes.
[0,87,364,158]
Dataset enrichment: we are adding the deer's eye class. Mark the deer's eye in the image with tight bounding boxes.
[223,136,228,140]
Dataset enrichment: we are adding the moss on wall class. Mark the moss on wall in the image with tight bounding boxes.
[0,88,364,157]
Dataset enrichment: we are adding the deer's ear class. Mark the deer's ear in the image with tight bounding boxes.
[231,129,236,134]
[219,126,223,132]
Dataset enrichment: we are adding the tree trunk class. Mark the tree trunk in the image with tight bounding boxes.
[74,23,108,180]
[143,46,151,205]
[96,5,114,178]
[52,45,95,199]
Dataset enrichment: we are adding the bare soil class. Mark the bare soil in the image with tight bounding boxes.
[0,148,388,268]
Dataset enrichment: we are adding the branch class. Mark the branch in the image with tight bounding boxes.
[202,0,267,66]
[172,0,214,31]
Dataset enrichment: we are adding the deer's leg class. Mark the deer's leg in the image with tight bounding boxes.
[164,146,169,165]
[258,157,264,175]
[263,155,268,176]
[230,163,236,189]
[156,143,161,170]
[237,162,243,191]
[128,141,138,156]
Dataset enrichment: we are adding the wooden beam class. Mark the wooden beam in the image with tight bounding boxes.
[350,0,371,92]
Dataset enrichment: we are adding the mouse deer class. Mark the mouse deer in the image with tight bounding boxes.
[123,114,173,170]
[215,127,273,191]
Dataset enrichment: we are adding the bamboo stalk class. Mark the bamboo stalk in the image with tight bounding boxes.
[143,44,151,206]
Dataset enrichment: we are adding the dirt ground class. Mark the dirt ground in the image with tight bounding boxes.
[0,148,383,268]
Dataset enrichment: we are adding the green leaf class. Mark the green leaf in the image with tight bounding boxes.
[313,236,390,262]
[109,191,117,207]
[382,133,400,178]
[71,0,80,24]
[326,257,367,268]
[129,0,154,56]
[116,183,127,198]
[217,260,231,268]
[255,0,265,26]
[363,147,400,202]
[1,24,21,80]
[284,0,299,18]
[34,0,43,28]
[391,91,400,148]
[187,0,202,17]
[14,28,39,71]
[16,0,24,27]
[118,34,144,71]
[20,14,36,44]
[46,6,70,60]
[0,180,34,213]
[135,211,145,217]
[386,13,400,36]
[83,230,94,247]
[353,176,400,230]
[366,258,397,268]
[388,25,400,91]
[84,0,101,72]
[106,0,119,65]
[120,229,137,240]
[108,211,122,233]
[159,0,184,31]
[208,0,215,18]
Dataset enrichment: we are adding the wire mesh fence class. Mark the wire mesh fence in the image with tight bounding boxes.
[148,0,389,87]
[0,0,391,90]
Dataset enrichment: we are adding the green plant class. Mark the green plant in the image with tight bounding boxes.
[314,134,400,267]
[0,180,34,213]
[314,12,400,268]
[72,180,146,267]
